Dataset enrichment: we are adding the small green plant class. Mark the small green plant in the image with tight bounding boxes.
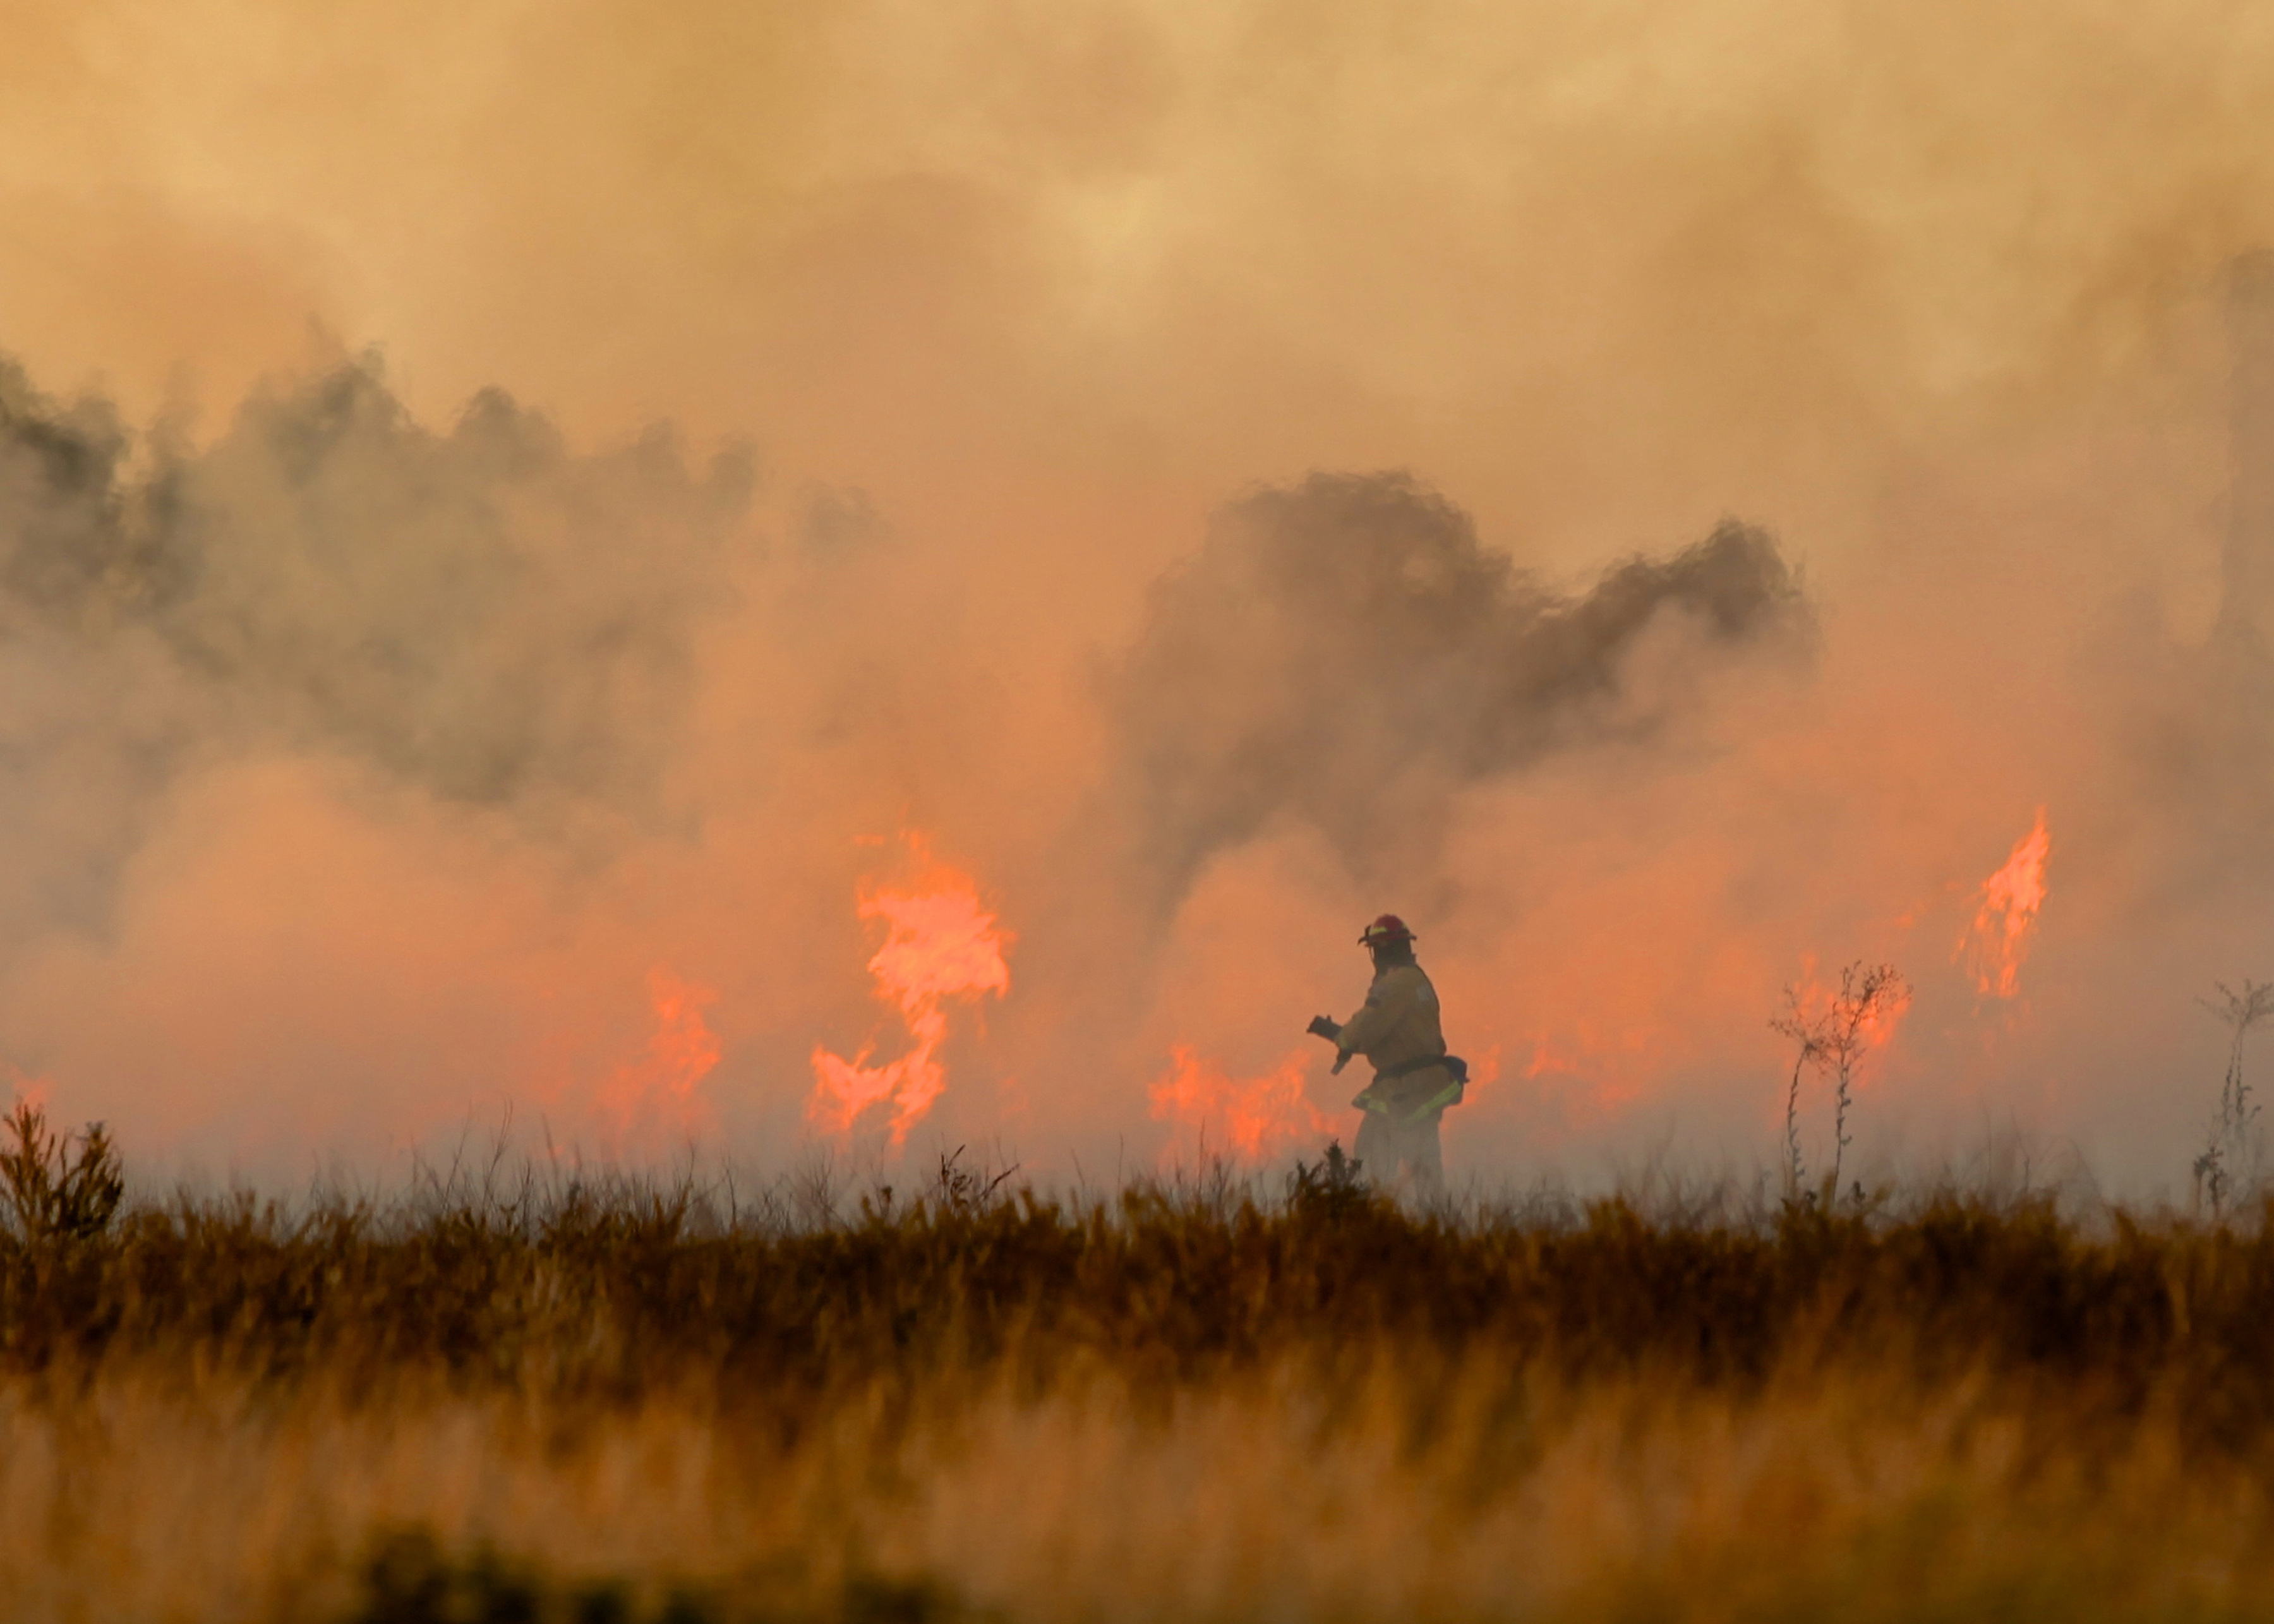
[0,1098,124,1242]
[1287,1139,1369,1218]
[2193,980,2274,1217]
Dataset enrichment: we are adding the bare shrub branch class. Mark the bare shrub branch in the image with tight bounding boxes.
[1771,961,1910,1207]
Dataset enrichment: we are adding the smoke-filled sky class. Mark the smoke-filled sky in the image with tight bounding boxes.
[7,0,2274,1195]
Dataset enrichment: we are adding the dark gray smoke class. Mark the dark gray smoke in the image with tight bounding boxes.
[1102,471,1808,913]
[0,352,753,939]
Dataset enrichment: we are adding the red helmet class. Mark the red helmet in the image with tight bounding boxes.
[1358,914,1416,948]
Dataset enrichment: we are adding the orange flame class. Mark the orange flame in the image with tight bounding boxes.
[1957,808,2051,999]
[1148,1045,1328,1164]
[598,967,721,1146]
[809,838,1012,1146]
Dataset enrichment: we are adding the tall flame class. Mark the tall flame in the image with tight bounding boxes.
[598,967,721,1146]
[1148,1045,1328,1164]
[809,838,1012,1146]
[1958,807,2052,999]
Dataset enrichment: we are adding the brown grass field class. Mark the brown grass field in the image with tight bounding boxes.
[6,1117,2274,1622]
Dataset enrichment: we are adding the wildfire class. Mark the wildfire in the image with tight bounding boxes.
[1148,1045,1328,1164]
[598,967,721,1146]
[1958,808,2051,999]
[809,838,1013,1146]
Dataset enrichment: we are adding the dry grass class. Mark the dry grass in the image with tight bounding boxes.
[4,1134,2274,1621]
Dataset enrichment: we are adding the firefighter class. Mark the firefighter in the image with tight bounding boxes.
[1306,915,1466,1194]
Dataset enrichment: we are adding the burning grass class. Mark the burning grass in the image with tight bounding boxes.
[6,1128,2274,1621]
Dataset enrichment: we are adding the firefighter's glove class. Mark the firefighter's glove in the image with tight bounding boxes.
[1306,1015,1342,1043]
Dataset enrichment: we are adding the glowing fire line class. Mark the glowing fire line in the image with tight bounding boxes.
[1149,1045,1328,1164]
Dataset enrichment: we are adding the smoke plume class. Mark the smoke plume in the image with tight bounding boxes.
[0,354,751,944]
[1104,472,1807,914]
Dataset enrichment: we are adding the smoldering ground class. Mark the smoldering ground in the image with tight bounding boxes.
[10,1,2274,1191]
